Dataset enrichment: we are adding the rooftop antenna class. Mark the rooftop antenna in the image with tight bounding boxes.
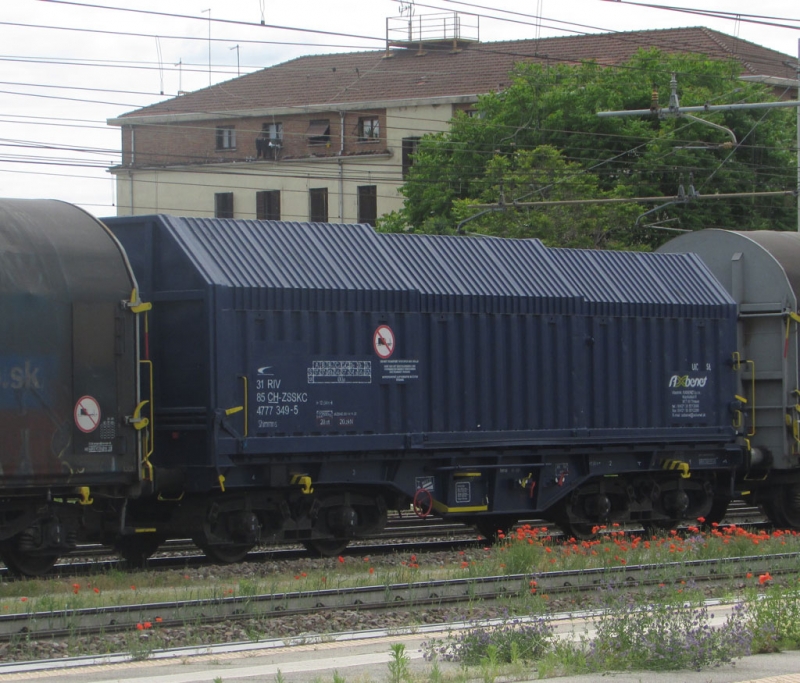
[202,8,211,86]
[230,44,240,76]
[155,36,164,95]
[399,1,414,41]
[175,58,185,94]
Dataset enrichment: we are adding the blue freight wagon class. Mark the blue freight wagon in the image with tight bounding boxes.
[101,214,741,557]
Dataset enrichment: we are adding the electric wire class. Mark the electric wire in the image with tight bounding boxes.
[1,0,795,219]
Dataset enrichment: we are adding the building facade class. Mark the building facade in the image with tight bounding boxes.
[108,25,797,224]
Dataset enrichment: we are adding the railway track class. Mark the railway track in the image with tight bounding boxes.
[0,550,794,642]
[0,503,770,579]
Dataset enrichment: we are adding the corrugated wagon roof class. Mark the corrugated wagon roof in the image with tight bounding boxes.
[161,216,402,290]
[547,247,735,316]
[137,216,735,318]
[153,217,587,313]
[381,233,581,314]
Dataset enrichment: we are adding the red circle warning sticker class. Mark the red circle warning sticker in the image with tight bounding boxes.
[74,396,101,433]
[373,325,395,359]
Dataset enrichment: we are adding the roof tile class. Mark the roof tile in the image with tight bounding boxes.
[119,27,796,120]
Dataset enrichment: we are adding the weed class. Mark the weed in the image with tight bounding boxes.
[275,669,286,683]
[387,643,411,683]
[745,584,800,652]
[478,644,500,683]
[428,655,443,683]
[425,586,758,677]
[536,639,589,679]
[424,618,553,665]
[238,579,259,597]
[244,622,262,642]
[587,592,751,671]
[126,632,156,661]
[332,670,346,683]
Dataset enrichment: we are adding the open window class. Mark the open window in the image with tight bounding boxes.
[307,120,330,146]
[264,122,283,143]
[257,123,283,159]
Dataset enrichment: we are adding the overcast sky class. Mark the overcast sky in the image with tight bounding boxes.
[1,0,797,218]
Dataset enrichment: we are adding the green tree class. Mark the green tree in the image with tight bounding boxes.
[378,49,796,249]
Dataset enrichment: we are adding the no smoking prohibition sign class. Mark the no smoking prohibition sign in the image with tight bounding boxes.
[373,325,395,359]
[74,395,101,433]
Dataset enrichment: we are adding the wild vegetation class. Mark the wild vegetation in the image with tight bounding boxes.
[4,521,800,676]
[379,49,796,248]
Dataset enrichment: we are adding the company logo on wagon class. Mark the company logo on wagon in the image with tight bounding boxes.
[669,374,708,388]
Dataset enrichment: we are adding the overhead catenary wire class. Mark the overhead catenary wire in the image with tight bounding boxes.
[1,0,796,219]
[594,1,800,32]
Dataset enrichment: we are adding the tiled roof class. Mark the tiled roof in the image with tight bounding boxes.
[119,27,796,119]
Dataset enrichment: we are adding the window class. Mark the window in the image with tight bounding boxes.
[263,122,283,143]
[402,137,421,179]
[256,190,281,221]
[215,126,236,150]
[309,188,328,222]
[215,192,234,218]
[257,123,283,159]
[307,120,331,146]
[358,117,380,141]
[357,186,377,226]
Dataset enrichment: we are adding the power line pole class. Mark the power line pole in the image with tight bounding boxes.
[202,9,211,86]
[230,44,240,76]
[598,70,800,232]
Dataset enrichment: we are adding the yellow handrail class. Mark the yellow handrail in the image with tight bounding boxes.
[240,375,248,437]
[745,359,756,437]
[139,359,155,481]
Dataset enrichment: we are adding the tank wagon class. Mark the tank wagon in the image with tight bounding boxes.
[0,198,758,574]
[659,230,800,528]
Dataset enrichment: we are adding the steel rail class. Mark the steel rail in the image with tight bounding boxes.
[0,550,795,641]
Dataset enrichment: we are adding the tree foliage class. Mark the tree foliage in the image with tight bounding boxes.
[378,49,796,249]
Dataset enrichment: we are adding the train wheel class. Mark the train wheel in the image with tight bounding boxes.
[303,539,350,557]
[761,485,800,529]
[201,544,254,564]
[474,516,518,543]
[115,535,164,568]
[551,497,600,540]
[0,541,58,577]
[702,497,730,527]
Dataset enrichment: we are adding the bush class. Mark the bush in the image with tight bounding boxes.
[423,618,554,665]
[588,596,751,671]
[745,586,800,653]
